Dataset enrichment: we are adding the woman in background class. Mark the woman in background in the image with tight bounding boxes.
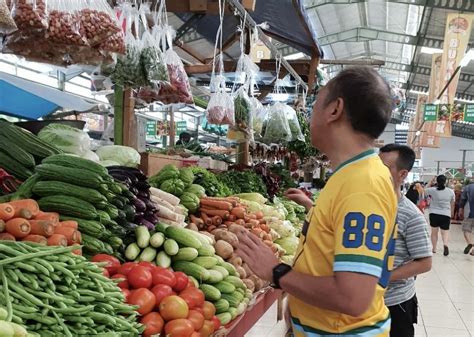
[425,175,455,256]
[453,182,464,222]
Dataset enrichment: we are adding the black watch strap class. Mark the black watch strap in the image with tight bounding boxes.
[272,263,292,289]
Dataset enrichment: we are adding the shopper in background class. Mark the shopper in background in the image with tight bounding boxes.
[459,180,474,255]
[453,182,464,222]
[379,144,432,337]
[425,175,455,256]
[236,66,397,336]
[175,132,191,146]
[405,183,420,206]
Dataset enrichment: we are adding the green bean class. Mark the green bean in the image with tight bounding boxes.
[7,282,47,307]
[0,245,75,266]
[11,303,37,314]
[54,305,94,315]
[13,269,31,285]
[1,266,12,322]
[14,312,56,325]
[52,311,73,337]
[89,312,117,325]
[16,261,38,273]
[31,258,54,273]
[10,314,23,325]
[76,295,95,303]
[63,316,94,324]
[5,269,19,282]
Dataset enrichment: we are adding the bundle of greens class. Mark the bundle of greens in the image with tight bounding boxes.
[190,166,232,197]
[218,170,267,196]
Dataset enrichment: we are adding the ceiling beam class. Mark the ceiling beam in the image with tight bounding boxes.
[305,0,474,11]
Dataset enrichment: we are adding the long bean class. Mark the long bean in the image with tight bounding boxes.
[0,266,12,322]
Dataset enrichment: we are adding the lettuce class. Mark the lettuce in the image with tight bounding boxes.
[96,145,141,167]
[275,236,299,255]
[235,193,267,204]
[266,218,295,238]
[38,123,91,155]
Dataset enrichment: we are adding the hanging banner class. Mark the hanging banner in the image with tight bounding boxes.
[464,104,474,122]
[423,104,438,121]
[421,53,442,145]
[435,13,474,137]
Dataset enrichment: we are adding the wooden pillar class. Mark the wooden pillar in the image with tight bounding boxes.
[114,86,124,145]
[123,88,138,149]
[237,141,250,166]
[169,106,176,146]
[307,56,320,93]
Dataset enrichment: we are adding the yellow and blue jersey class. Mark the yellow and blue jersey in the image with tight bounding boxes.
[289,149,398,337]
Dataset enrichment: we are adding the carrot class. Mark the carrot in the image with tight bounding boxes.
[0,233,15,241]
[22,234,47,245]
[247,219,260,228]
[207,225,216,233]
[5,218,31,238]
[251,227,264,238]
[34,211,59,224]
[262,233,273,242]
[9,199,39,218]
[254,211,264,220]
[190,214,204,225]
[75,231,82,244]
[13,208,32,220]
[260,224,270,233]
[228,215,236,222]
[200,213,213,226]
[199,199,233,211]
[201,209,230,219]
[72,247,82,255]
[0,220,5,232]
[54,226,79,245]
[58,221,78,230]
[0,203,14,221]
[231,207,246,219]
[235,219,245,226]
[47,234,67,246]
[29,220,55,237]
[212,216,223,226]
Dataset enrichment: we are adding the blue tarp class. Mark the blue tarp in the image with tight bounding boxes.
[0,72,97,120]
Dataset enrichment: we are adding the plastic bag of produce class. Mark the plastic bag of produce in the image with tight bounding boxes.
[285,105,304,142]
[11,0,48,33]
[252,99,267,138]
[38,123,91,156]
[95,4,125,54]
[46,0,89,47]
[158,48,194,104]
[207,75,234,125]
[96,145,141,167]
[79,0,122,47]
[0,0,17,33]
[263,102,292,144]
[140,30,169,85]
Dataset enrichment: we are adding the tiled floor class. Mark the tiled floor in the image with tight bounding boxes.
[245,224,474,337]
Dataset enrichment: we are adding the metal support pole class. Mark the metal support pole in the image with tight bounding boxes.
[436,161,440,175]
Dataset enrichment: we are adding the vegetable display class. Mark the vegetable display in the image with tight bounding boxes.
[0,241,142,336]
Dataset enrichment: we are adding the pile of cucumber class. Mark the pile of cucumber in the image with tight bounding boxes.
[125,223,252,325]
[20,154,140,257]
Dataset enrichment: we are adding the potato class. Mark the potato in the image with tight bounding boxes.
[228,224,246,235]
[214,230,239,248]
[242,278,255,293]
[199,231,215,243]
[241,263,253,277]
[215,240,233,259]
[248,274,263,291]
[186,222,199,231]
[235,265,247,279]
[228,254,242,267]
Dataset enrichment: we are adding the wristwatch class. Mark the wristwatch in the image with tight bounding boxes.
[272,263,292,289]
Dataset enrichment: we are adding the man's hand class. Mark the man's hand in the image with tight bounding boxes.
[284,188,313,211]
[235,230,279,282]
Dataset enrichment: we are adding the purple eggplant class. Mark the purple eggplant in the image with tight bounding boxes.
[136,181,150,190]
[129,186,139,196]
[134,212,144,223]
[137,190,151,200]
[139,218,155,230]
[142,198,156,211]
[132,198,147,212]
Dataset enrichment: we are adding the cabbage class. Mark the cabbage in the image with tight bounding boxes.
[275,236,299,255]
[266,218,295,237]
[38,123,91,155]
[240,200,285,220]
[281,255,295,265]
[96,145,141,167]
[99,160,121,167]
[81,150,100,162]
[236,193,267,204]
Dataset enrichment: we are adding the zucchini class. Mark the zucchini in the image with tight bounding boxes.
[125,243,141,260]
[199,284,221,301]
[163,239,179,256]
[155,251,171,268]
[82,233,106,254]
[213,281,235,294]
[172,247,199,262]
[110,198,124,209]
[32,180,107,204]
[105,205,119,219]
[193,256,218,269]
[213,299,229,314]
[221,293,242,308]
[123,205,136,221]
[216,312,232,325]
[212,265,229,278]
[42,154,109,178]
[104,236,123,250]
[96,210,115,226]
[138,247,157,262]
[0,122,61,158]
[106,182,123,195]
[224,276,245,289]
[0,151,33,180]
[228,307,238,320]
[38,195,98,220]
[172,261,210,282]
[60,216,105,236]
[35,163,103,188]
[218,261,237,276]
[155,222,169,233]
[0,134,35,167]
[165,226,202,249]
[13,173,40,199]
[135,226,150,248]
[206,269,224,284]
[197,244,216,257]
[149,232,165,248]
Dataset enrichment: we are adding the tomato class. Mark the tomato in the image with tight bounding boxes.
[193,307,204,316]
[211,316,221,330]
[164,319,194,337]
[187,310,205,330]
[128,265,153,289]
[151,284,175,308]
[118,262,137,276]
[186,278,195,288]
[179,288,204,309]
[102,268,109,278]
[121,288,131,301]
[201,301,215,320]
[159,295,189,321]
[173,272,189,292]
[111,274,129,289]
[140,312,164,337]
[152,267,176,288]
[191,332,203,337]
[138,261,156,272]
[199,320,215,337]
[127,288,156,315]
[91,254,121,276]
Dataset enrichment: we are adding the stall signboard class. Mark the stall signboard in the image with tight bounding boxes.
[175,121,187,135]
[146,120,157,137]
[423,103,474,122]
[423,104,438,121]
[464,104,474,122]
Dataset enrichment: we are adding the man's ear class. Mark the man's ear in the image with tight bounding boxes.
[327,97,345,123]
[400,170,409,181]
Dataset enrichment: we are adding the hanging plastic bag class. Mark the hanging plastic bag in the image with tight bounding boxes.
[11,0,48,33]
[207,75,234,125]
[0,0,17,34]
[284,105,305,142]
[251,97,266,138]
[79,0,122,47]
[158,47,193,104]
[263,102,292,144]
[46,0,88,47]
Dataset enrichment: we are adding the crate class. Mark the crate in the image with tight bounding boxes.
[140,153,184,177]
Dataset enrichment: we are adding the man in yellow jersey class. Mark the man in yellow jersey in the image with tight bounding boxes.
[236,67,397,336]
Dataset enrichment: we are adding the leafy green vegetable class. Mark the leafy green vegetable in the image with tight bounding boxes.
[218,170,267,196]
[160,178,185,196]
[180,192,200,213]
[38,123,91,156]
[190,167,232,197]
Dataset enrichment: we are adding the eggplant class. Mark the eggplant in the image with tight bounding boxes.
[139,218,155,230]
[135,181,150,190]
[145,214,159,224]
[111,174,132,186]
[134,212,145,223]
[109,170,139,185]
[129,186,139,196]
[137,190,151,200]
[142,198,156,211]
[132,198,147,212]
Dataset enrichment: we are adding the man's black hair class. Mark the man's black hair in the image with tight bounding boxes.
[324,66,393,139]
[379,143,416,172]
[179,132,191,140]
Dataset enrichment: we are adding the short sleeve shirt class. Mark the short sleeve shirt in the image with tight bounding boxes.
[426,187,455,217]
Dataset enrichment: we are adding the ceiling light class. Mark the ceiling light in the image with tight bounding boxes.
[283,52,305,60]
[420,47,443,54]
[409,90,428,95]
[415,131,421,136]
[456,97,474,104]
[460,49,474,67]
[433,99,440,104]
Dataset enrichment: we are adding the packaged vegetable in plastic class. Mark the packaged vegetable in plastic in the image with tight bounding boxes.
[207,75,234,125]
[96,145,141,168]
[46,0,88,46]
[0,0,17,33]
[159,48,193,104]
[263,102,292,144]
[284,105,305,142]
[38,123,91,156]
[234,89,252,130]
[11,0,48,33]
[140,30,169,85]
[251,98,266,137]
[79,0,121,47]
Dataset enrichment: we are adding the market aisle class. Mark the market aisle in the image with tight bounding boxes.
[245,224,473,337]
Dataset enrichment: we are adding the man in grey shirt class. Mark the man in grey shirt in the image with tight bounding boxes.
[459,180,474,255]
[379,144,433,337]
